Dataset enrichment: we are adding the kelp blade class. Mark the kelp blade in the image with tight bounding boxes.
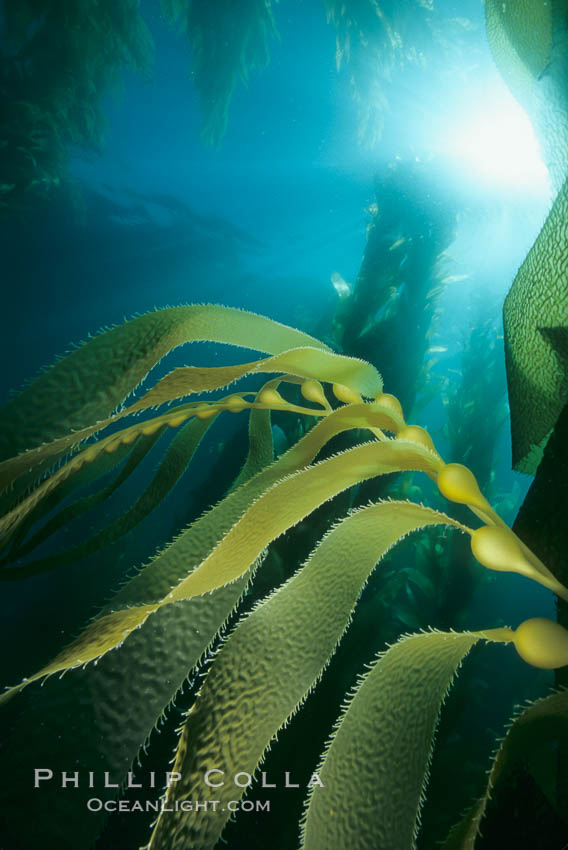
[2,414,218,577]
[0,435,443,704]
[301,631,481,850]
[0,400,275,850]
[107,400,406,612]
[148,502,468,850]
[0,343,381,502]
[1,427,159,561]
[0,304,332,460]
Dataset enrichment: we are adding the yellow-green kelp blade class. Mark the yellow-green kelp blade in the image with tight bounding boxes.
[0,397,370,848]
[443,688,568,850]
[301,632,477,850]
[301,628,512,850]
[1,426,160,561]
[0,304,332,460]
[133,346,382,410]
[163,438,442,602]
[107,400,405,612]
[147,502,469,850]
[1,414,217,577]
[0,402,275,850]
[0,344,381,498]
[0,349,377,549]
[0,414,435,704]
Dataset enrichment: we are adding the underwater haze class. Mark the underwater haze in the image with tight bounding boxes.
[1,1,567,849]
[0,0,551,396]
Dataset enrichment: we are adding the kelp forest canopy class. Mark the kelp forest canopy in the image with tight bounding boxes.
[1,2,568,850]
[1,0,481,212]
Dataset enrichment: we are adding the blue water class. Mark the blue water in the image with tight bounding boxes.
[0,0,551,399]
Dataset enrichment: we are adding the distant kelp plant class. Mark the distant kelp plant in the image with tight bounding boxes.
[330,159,457,415]
[1,304,568,850]
[162,0,277,145]
[1,0,478,213]
[0,0,153,213]
[327,158,473,642]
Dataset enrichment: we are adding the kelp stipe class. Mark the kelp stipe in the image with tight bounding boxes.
[1,304,568,850]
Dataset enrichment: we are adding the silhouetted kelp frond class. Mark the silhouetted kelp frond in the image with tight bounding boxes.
[324,0,437,145]
[443,688,568,849]
[330,160,457,416]
[162,0,277,145]
[0,0,153,212]
[442,304,508,494]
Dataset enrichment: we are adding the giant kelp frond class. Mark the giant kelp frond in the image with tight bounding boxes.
[0,428,443,702]
[2,306,568,850]
[0,303,335,463]
[147,503,471,850]
[0,304,385,594]
[0,415,216,577]
[0,393,277,850]
[163,0,277,145]
[2,305,567,688]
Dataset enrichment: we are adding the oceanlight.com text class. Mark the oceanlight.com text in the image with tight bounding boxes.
[86,797,271,814]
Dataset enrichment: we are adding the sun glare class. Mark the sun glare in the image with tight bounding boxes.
[445,87,551,195]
